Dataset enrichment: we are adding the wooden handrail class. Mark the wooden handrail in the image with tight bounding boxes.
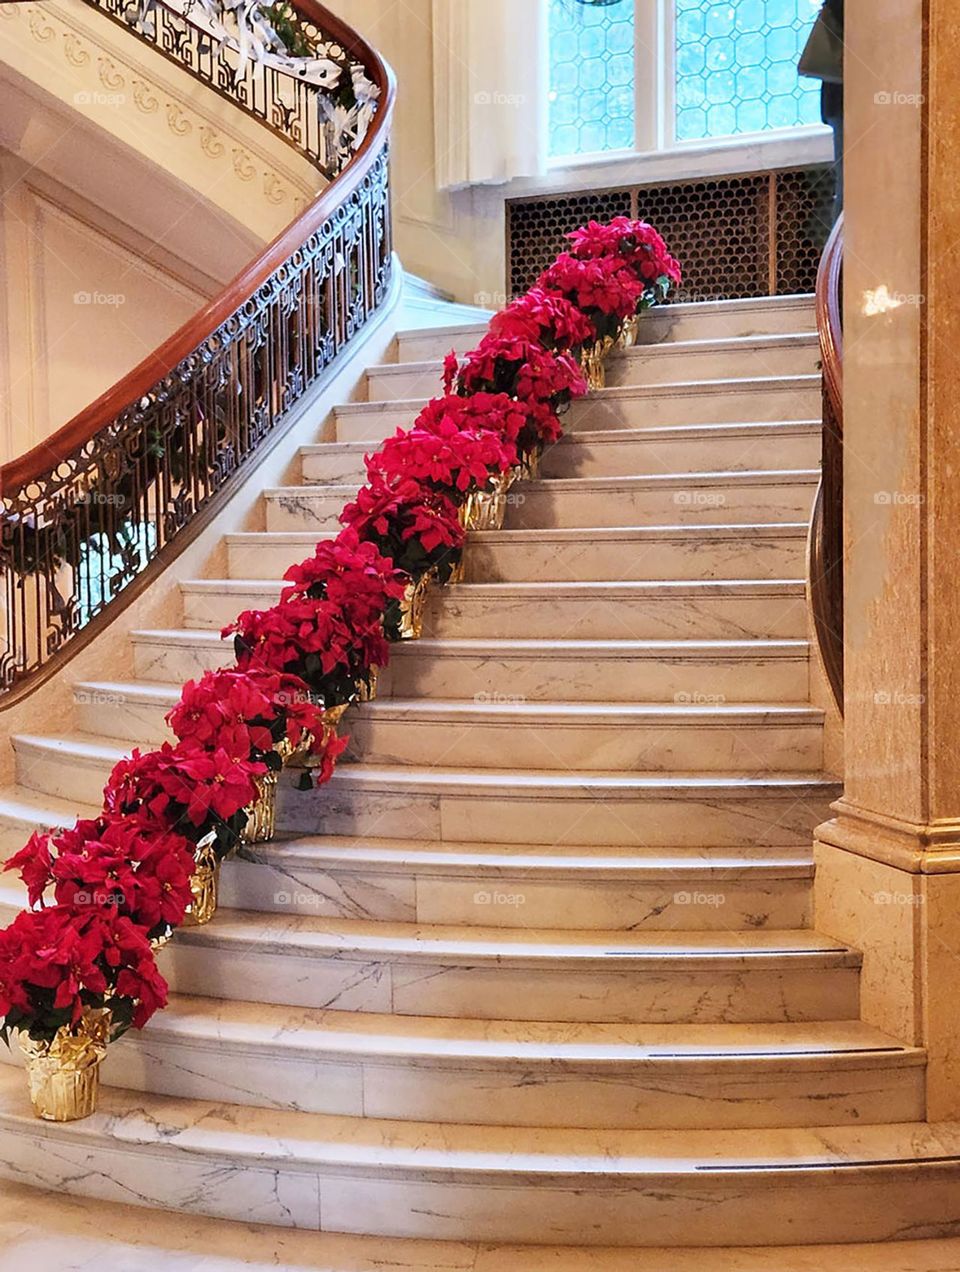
[0,0,396,700]
[1,1,395,493]
[809,212,844,714]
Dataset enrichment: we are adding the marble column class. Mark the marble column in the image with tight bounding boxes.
[813,0,960,1119]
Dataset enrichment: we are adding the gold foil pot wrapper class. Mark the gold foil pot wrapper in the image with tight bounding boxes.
[458,472,513,533]
[580,335,616,390]
[398,573,432,640]
[618,314,641,349]
[184,838,220,922]
[19,1009,111,1122]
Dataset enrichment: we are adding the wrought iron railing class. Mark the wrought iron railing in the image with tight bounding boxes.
[0,0,395,700]
[808,213,844,713]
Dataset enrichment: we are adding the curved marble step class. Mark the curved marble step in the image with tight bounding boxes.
[4,1069,960,1247]
[333,377,822,444]
[0,999,922,1130]
[219,835,815,929]
[128,629,812,703]
[181,578,812,641]
[228,522,810,584]
[366,334,820,401]
[154,913,860,1022]
[70,683,824,773]
[263,471,818,534]
[12,1181,960,1272]
[7,732,839,847]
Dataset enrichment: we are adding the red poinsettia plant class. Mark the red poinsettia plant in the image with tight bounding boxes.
[102,739,265,862]
[488,286,594,352]
[0,903,169,1045]
[341,472,466,587]
[367,421,516,502]
[5,816,195,945]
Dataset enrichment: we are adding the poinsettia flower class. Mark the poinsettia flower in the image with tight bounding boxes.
[5,832,54,908]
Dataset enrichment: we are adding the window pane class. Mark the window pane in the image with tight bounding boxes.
[674,0,823,141]
[548,0,636,158]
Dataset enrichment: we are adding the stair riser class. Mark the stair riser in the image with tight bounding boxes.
[0,1038,919,1132]
[385,647,811,704]
[129,637,812,703]
[132,636,232,685]
[301,431,820,488]
[6,745,836,849]
[225,533,807,585]
[418,592,809,642]
[156,938,859,1025]
[72,690,822,772]
[6,1134,960,1247]
[395,302,816,362]
[279,780,836,848]
[541,431,821,479]
[507,483,816,531]
[264,484,815,534]
[221,856,812,929]
[343,716,823,773]
[368,346,819,401]
[461,534,806,583]
[334,386,822,445]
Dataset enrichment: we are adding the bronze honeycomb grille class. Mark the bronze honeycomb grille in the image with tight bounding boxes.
[506,164,834,302]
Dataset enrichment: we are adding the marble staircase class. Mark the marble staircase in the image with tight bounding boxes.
[3,293,959,1259]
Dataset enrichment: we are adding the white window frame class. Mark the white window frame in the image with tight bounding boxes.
[548,0,827,168]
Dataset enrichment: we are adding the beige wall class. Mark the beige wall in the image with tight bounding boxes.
[0,154,215,460]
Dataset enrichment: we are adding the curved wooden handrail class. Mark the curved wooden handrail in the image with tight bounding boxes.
[0,0,396,701]
[1,1,395,493]
[809,212,844,714]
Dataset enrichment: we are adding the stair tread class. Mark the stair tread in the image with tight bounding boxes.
[266,469,820,496]
[7,1181,960,1272]
[300,420,822,456]
[73,680,821,724]
[113,995,918,1066]
[3,1066,953,1176]
[181,578,808,596]
[334,374,821,415]
[132,628,809,653]
[372,332,820,378]
[8,738,839,791]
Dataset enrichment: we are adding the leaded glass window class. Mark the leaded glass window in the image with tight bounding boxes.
[674,0,823,141]
[548,0,636,158]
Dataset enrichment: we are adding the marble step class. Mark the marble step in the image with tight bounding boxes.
[508,471,819,530]
[71,679,822,773]
[394,295,816,363]
[340,699,824,774]
[459,524,809,583]
[10,1184,960,1272]
[0,999,922,1130]
[0,878,856,1024]
[274,764,838,849]
[218,835,816,929]
[333,378,823,444]
[263,471,818,534]
[226,524,809,585]
[385,636,812,703]
[179,577,810,640]
[130,628,812,702]
[159,913,861,1023]
[6,731,839,849]
[368,333,820,401]
[8,1073,960,1246]
[299,422,822,488]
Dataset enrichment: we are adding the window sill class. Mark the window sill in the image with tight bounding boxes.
[501,127,835,200]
